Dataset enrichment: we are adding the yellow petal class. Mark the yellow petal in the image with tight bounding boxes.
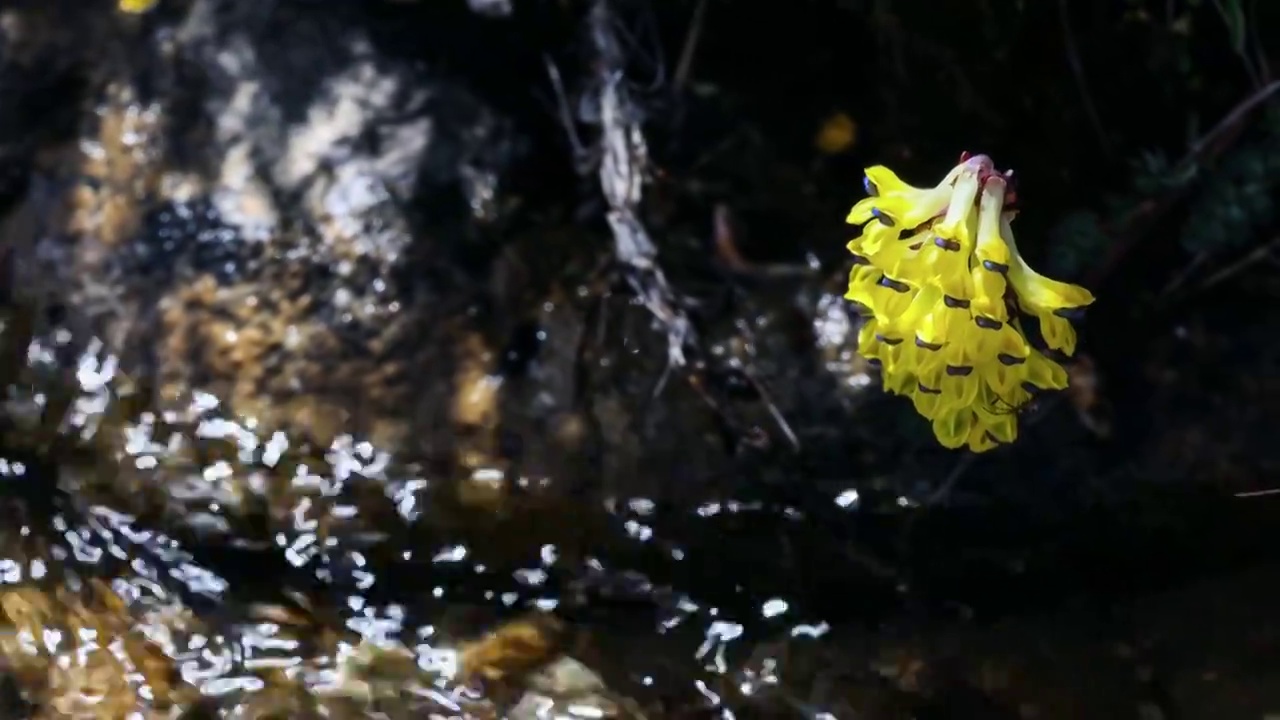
[847,197,880,225]
[883,364,917,395]
[853,274,917,326]
[975,404,1018,444]
[853,165,964,230]
[976,325,1032,398]
[943,311,1022,367]
[863,165,914,196]
[916,236,974,300]
[931,410,974,449]
[856,320,882,359]
[858,220,901,256]
[933,158,986,246]
[1022,350,1069,391]
[938,367,981,414]
[1002,214,1095,312]
[910,383,944,419]
[974,180,1012,267]
[967,428,1000,453]
[969,264,1009,322]
[884,333,923,377]
[844,266,881,310]
[1010,264,1096,314]
[895,283,943,337]
[859,319,914,377]
[1038,314,1080,355]
[846,259,878,287]
[869,227,929,279]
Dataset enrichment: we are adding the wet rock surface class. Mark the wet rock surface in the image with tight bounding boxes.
[1,0,1280,717]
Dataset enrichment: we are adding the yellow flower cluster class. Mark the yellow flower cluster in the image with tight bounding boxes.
[845,153,1095,452]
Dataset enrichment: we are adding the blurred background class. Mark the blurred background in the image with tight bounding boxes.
[0,0,1279,717]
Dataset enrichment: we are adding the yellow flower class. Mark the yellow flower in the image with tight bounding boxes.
[845,153,1095,452]
[118,0,159,13]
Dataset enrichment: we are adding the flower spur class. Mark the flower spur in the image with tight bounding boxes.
[844,153,1095,452]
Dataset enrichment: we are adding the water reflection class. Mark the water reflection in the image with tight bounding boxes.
[1,311,875,717]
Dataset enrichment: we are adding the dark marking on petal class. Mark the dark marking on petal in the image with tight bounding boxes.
[945,365,974,377]
[1021,381,1042,395]
[874,334,904,346]
[850,254,872,266]
[908,242,923,250]
[934,236,961,252]
[1053,306,1086,320]
[915,336,943,351]
[917,383,942,395]
[870,208,896,227]
[997,353,1026,366]
[1044,347,1073,363]
[981,260,1009,274]
[974,316,1003,330]
[867,358,882,368]
[877,275,910,293]
[863,176,878,197]
[984,431,1001,443]
[943,295,970,309]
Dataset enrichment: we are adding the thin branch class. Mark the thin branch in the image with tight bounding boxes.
[1086,79,1280,287]
[543,54,592,169]
[1192,236,1280,296]
[673,0,708,94]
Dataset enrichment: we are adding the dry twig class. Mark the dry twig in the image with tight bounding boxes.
[587,0,694,379]
[549,0,800,453]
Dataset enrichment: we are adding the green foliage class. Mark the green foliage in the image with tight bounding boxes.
[1047,100,1280,277]
[1047,210,1108,280]
[1179,104,1280,253]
